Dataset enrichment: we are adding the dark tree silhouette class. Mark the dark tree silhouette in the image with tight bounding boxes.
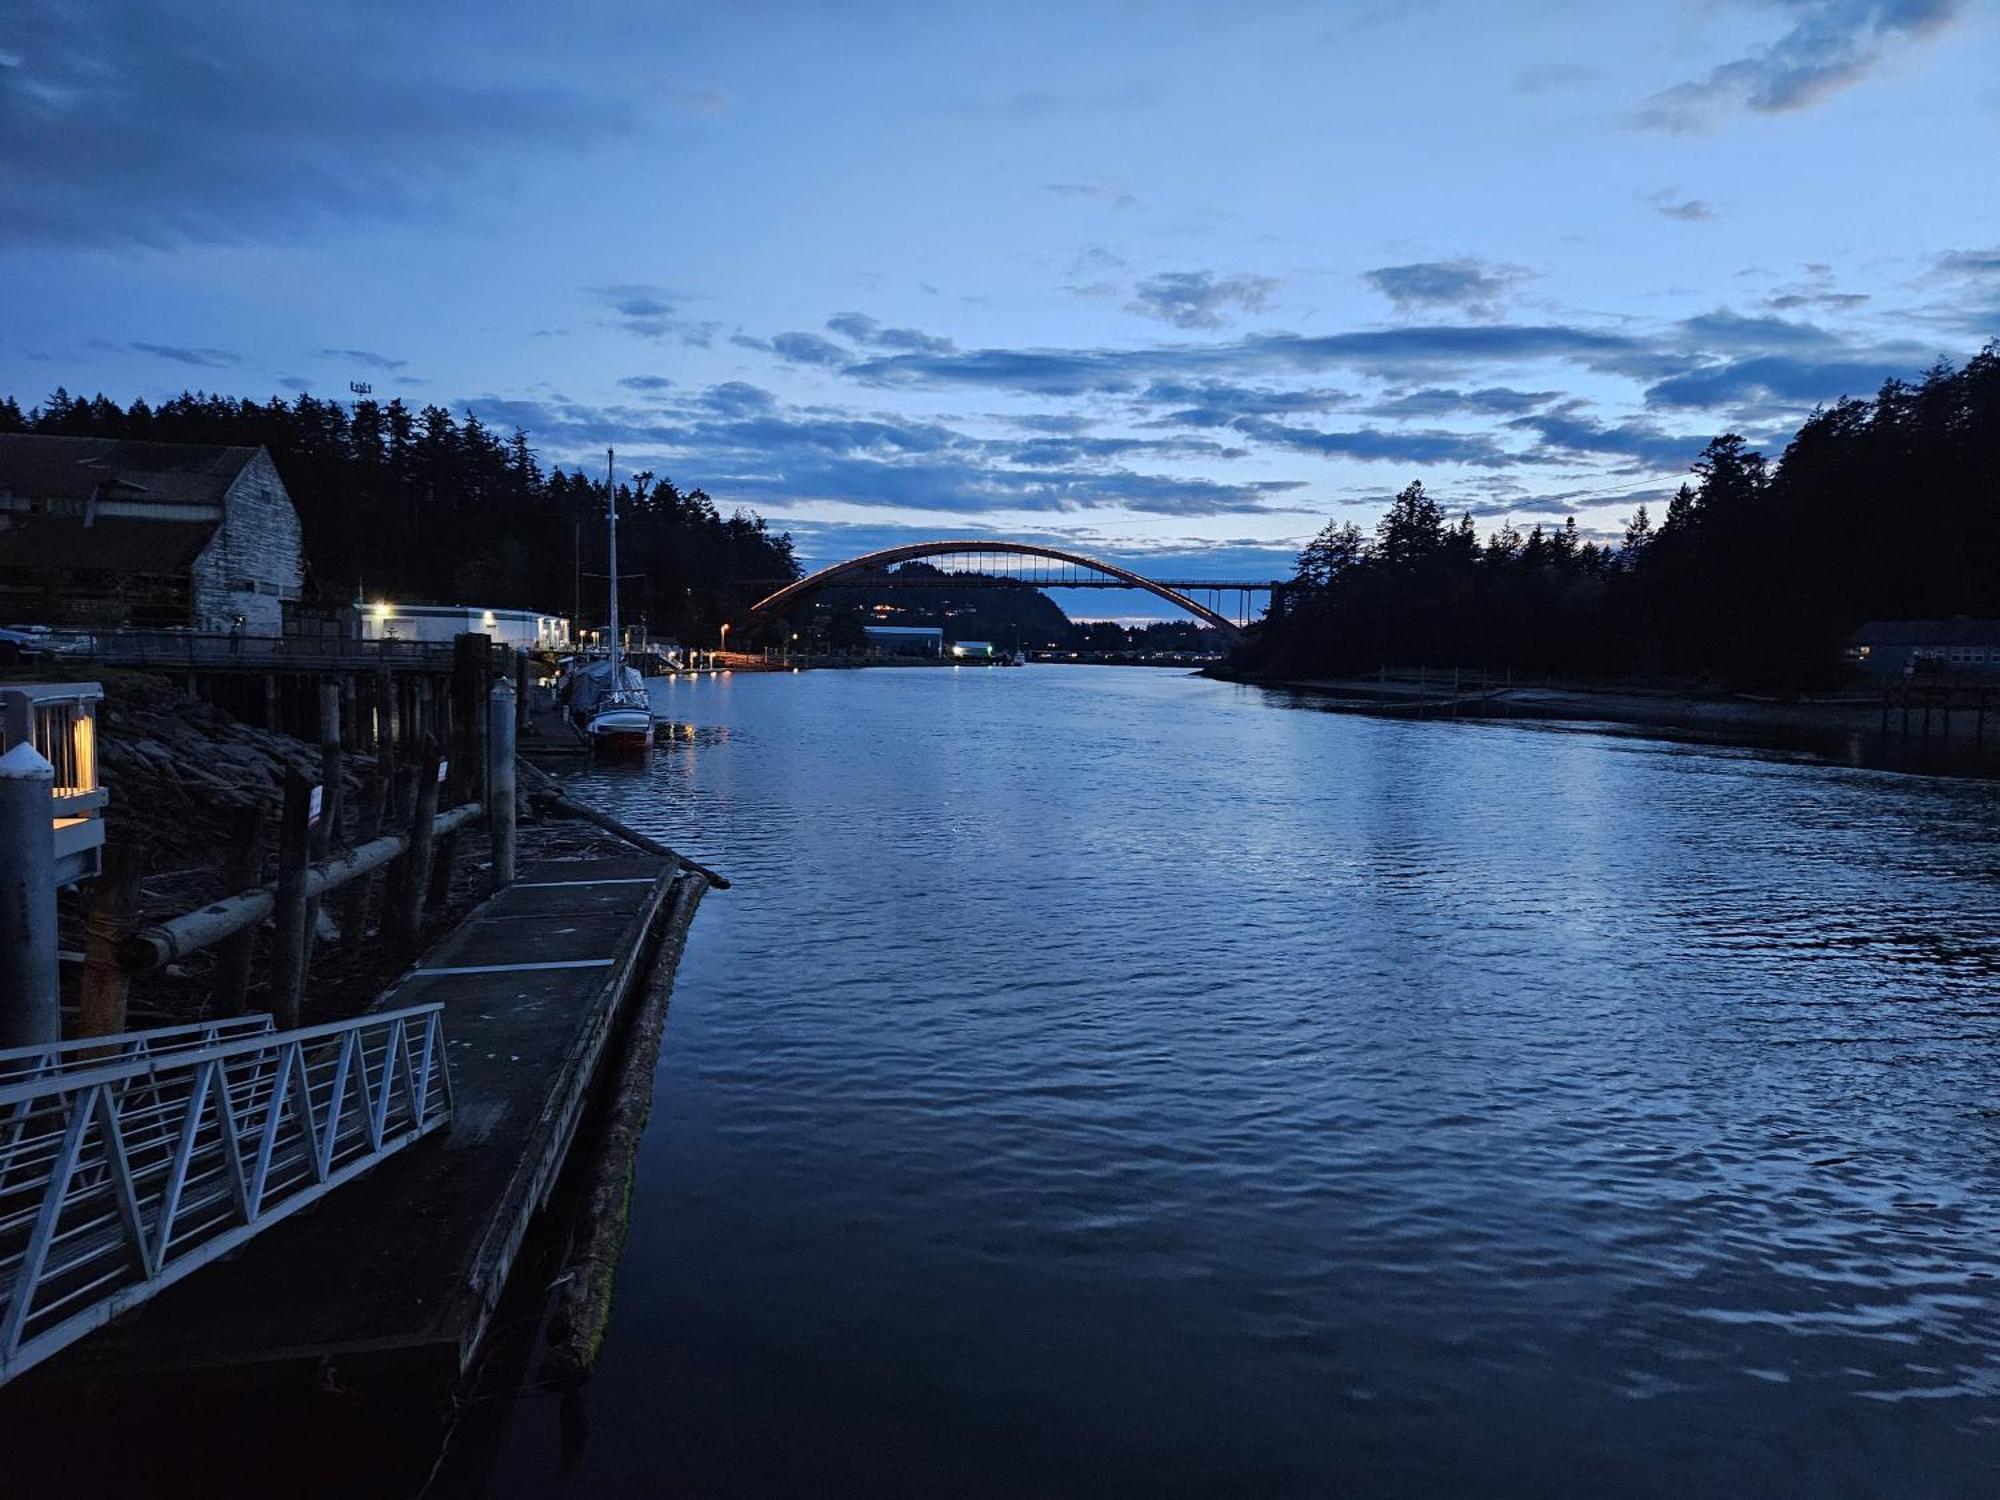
[1244,344,2000,690]
[0,387,800,641]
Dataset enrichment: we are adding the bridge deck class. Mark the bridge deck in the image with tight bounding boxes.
[32,855,676,1387]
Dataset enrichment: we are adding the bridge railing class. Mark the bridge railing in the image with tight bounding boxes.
[0,1002,451,1385]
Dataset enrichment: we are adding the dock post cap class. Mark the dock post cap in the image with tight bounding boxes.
[0,743,54,780]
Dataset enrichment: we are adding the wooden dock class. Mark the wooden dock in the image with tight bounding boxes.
[37,854,681,1388]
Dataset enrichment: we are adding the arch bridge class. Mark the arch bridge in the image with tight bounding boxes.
[740,540,1285,642]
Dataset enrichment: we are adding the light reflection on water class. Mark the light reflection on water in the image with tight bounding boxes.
[487,666,2000,1497]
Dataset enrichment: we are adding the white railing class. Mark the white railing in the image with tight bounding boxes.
[0,1003,451,1385]
[0,1014,275,1086]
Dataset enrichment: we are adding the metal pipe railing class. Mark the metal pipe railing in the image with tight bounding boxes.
[0,1003,451,1386]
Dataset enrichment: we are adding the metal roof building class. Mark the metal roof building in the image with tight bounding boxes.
[0,434,303,634]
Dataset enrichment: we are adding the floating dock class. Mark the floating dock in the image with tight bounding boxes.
[38,854,680,1388]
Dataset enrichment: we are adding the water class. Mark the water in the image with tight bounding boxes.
[483,666,2000,1497]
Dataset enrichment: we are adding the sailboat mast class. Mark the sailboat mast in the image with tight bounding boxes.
[605,447,621,681]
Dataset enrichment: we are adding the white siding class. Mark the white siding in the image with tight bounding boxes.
[190,451,303,635]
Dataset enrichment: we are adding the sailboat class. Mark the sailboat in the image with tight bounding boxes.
[581,448,654,754]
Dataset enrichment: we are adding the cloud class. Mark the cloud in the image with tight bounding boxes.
[767,332,850,367]
[617,375,675,392]
[316,347,408,372]
[590,285,718,345]
[129,342,239,368]
[1044,182,1138,209]
[1643,353,1918,409]
[1635,0,1966,132]
[824,312,956,355]
[1363,259,1528,317]
[454,384,1303,519]
[850,323,1659,395]
[0,1,632,247]
[1137,380,1358,428]
[1364,386,1560,419]
[1504,400,1701,467]
[1228,418,1515,468]
[1766,291,1870,310]
[1646,190,1717,222]
[1933,248,2000,279]
[1126,271,1278,330]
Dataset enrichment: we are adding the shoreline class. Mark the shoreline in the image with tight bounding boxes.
[1209,669,2000,768]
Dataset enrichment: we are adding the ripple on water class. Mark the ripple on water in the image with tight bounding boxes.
[492,668,2000,1499]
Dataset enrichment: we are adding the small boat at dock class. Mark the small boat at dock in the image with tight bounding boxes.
[573,448,655,754]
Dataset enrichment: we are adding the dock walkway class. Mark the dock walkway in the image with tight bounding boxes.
[43,854,677,1387]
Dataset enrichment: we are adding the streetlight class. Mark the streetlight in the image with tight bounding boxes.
[718,622,730,670]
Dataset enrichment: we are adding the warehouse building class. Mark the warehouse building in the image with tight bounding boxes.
[0,434,303,634]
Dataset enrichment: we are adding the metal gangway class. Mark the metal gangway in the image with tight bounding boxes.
[0,1004,451,1385]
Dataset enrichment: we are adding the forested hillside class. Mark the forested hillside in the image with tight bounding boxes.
[1244,346,2000,689]
[0,388,799,642]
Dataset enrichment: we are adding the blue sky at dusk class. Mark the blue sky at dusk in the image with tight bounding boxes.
[4,0,1996,617]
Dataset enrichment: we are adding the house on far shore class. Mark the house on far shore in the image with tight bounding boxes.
[0,434,303,635]
[1851,619,2000,677]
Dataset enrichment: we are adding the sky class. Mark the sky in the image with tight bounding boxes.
[3,0,1997,619]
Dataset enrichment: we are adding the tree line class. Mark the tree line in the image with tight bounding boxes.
[1244,345,2000,689]
[0,388,800,642]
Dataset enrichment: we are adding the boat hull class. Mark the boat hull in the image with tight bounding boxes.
[586,710,655,753]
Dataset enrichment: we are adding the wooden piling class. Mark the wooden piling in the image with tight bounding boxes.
[393,753,442,948]
[210,802,268,1016]
[487,680,517,892]
[77,843,142,1039]
[300,681,344,979]
[339,774,390,951]
[269,773,314,1028]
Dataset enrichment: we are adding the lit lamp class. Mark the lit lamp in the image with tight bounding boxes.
[0,681,106,885]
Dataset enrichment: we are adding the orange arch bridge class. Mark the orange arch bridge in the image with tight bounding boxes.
[740,540,1276,641]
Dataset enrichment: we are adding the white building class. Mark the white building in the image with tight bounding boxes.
[360,602,570,650]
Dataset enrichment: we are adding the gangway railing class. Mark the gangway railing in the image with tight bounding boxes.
[0,1003,451,1386]
[0,1014,275,1086]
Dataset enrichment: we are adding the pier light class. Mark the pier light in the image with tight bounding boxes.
[0,681,107,884]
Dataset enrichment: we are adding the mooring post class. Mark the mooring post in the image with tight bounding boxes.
[210,801,268,1015]
[452,633,491,804]
[340,675,359,753]
[382,764,421,949]
[339,773,389,951]
[0,744,60,1048]
[270,772,314,1028]
[301,680,344,968]
[77,843,143,1038]
[404,751,443,940]
[487,679,518,892]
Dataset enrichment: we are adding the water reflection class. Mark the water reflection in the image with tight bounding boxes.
[482,666,2000,1498]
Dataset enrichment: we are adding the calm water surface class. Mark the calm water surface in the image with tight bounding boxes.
[484,666,2000,1497]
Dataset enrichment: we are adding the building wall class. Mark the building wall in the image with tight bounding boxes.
[190,451,303,635]
[360,606,568,648]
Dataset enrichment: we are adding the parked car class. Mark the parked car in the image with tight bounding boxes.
[0,626,41,664]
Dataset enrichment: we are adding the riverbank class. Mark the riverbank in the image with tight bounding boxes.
[1213,668,2000,755]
